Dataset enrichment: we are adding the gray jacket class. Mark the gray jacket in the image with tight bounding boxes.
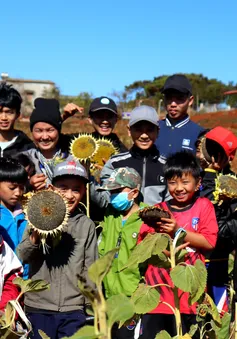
[17,210,98,312]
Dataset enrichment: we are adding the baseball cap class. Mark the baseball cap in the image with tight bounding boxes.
[161,74,192,94]
[205,126,237,160]
[129,105,159,127]
[89,96,117,115]
[99,167,141,191]
[52,156,88,181]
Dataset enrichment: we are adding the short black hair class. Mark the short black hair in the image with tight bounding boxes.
[164,151,200,181]
[0,83,22,114]
[11,153,35,177]
[0,158,28,184]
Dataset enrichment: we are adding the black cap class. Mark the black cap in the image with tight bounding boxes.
[30,98,62,131]
[161,74,192,94]
[89,96,117,115]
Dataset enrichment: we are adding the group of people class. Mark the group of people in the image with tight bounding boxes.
[0,74,237,339]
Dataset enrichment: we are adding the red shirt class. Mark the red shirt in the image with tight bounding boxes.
[139,197,218,314]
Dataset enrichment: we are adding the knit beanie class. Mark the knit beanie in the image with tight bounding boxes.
[30,98,62,131]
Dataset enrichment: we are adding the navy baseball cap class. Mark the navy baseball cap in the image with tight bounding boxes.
[161,74,192,95]
[89,96,117,115]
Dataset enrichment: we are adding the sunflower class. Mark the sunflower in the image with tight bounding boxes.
[24,190,69,253]
[90,139,119,181]
[70,134,98,162]
[213,174,237,205]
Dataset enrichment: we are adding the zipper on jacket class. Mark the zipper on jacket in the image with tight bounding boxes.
[141,157,147,195]
[114,232,122,258]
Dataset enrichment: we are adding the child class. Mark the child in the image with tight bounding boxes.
[17,156,98,339]
[0,83,34,157]
[155,74,204,161]
[100,105,170,206]
[0,158,28,252]
[0,235,22,312]
[138,151,218,339]
[98,167,146,339]
[197,127,237,314]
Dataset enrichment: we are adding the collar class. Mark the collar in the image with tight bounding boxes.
[130,145,160,160]
[165,114,190,128]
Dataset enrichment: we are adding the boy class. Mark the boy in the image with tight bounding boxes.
[0,235,22,311]
[155,74,204,161]
[17,156,98,339]
[100,105,169,206]
[0,83,34,157]
[64,96,127,152]
[138,151,218,338]
[0,158,28,252]
[197,127,237,314]
[98,167,146,339]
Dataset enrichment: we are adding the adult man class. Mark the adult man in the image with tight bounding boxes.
[155,74,204,160]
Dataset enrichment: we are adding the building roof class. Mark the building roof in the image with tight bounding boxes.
[0,77,55,85]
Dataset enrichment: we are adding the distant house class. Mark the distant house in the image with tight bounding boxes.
[122,112,131,120]
[0,73,56,116]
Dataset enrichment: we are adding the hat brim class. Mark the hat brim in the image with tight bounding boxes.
[53,173,89,183]
[129,118,159,127]
[90,107,117,115]
[161,86,191,94]
[98,183,124,191]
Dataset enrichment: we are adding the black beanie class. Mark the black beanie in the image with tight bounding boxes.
[30,98,62,131]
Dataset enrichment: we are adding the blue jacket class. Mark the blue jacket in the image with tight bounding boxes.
[155,115,205,160]
[0,204,28,278]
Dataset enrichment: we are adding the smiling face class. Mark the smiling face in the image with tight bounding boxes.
[167,173,200,207]
[0,181,25,210]
[0,106,19,132]
[128,121,159,150]
[32,122,59,154]
[164,90,194,121]
[89,110,117,136]
[53,175,86,213]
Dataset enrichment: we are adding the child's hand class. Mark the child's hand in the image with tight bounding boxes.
[208,154,228,171]
[158,216,179,236]
[62,103,84,121]
[30,173,47,190]
[30,230,40,245]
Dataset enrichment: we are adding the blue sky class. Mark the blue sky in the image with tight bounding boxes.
[1,0,237,98]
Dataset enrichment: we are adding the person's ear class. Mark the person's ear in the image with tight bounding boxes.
[129,188,139,200]
[195,177,202,191]
[127,125,131,137]
[189,96,194,107]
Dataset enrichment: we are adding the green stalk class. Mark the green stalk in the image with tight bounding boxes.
[169,238,183,337]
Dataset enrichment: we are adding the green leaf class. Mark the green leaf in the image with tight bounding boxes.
[205,294,221,325]
[188,324,198,337]
[170,260,207,304]
[88,248,117,286]
[106,294,134,329]
[189,260,207,304]
[131,283,160,314]
[148,253,171,269]
[78,277,97,304]
[211,312,231,339]
[61,325,97,339]
[170,265,194,293]
[121,233,168,271]
[38,330,50,339]
[152,234,169,255]
[155,330,172,338]
[175,249,188,264]
[0,302,16,329]
[13,277,50,294]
